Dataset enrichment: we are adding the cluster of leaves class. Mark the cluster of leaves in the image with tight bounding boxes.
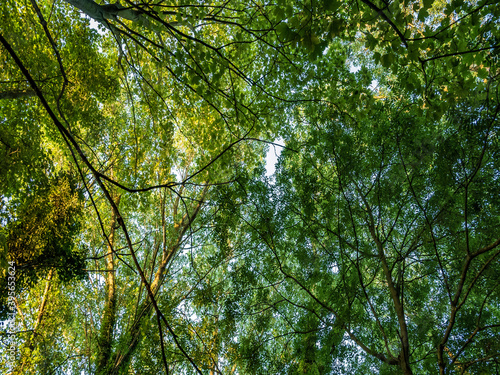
[0,174,86,318]
[1,0,500,374]
[203,98,500,374]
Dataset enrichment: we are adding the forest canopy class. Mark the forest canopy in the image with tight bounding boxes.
[0,0,499,374]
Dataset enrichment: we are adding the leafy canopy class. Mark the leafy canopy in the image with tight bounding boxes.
[0,0,499,374]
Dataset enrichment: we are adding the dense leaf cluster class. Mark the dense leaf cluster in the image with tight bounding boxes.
[0,0,499,374]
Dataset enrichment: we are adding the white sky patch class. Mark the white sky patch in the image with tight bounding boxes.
[349,65,361,73]
[265,139,284,177]
[82,13,107,35]
[172,167,183,182]
[88,18,100,30]
[368,79,379,91]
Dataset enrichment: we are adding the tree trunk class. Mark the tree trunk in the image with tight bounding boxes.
[110,187,208,373]
[96,195,121,375]
[17,269,54,373]
[63,0,156,31]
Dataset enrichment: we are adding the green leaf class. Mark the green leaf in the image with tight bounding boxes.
[422,0,433,9]
[329,19,344,37]
[276,22,290,40]
[380,53,394,68]
[323,0,340,11]
[418,8,428,21]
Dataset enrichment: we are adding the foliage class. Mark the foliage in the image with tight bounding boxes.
[0,174,85,320]
[0,0,499,374]
[217,92,500,374]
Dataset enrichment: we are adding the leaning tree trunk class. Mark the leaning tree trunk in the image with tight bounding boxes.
[63,0,158,31]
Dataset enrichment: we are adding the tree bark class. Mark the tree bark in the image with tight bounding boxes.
[361,190,414,375]
[17,269,54,373]
[96,195,121,375]
[63,0,155,31]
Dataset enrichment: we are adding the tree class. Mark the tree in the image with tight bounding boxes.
[1,0,284,373]
[1,0,499,374]
[207,42,500,372]
[3,175,85,288]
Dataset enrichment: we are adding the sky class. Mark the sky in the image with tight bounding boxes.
[264,139,284,177]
